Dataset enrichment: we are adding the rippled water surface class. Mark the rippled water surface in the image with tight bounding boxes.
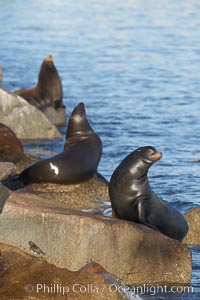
[0,0,200,299]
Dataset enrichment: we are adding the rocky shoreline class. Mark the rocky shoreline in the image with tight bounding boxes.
[0,153,198,297]
[0,87,62,140]
[0,87,198,299]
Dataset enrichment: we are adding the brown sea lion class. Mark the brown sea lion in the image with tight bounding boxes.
[0,123,24,163]
[15,55,63,109]
[19,103,102,184]
[109,146,189,241]
[14,55,66,125]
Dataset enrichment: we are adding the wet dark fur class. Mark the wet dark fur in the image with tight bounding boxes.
[19,103,102,184]
[109,146,188,241]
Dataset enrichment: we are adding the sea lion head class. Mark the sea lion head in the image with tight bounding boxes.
[135,146,162,164]
[42,55,55,69]
[125,146,162,179]
[38,55,58,82]
[65,103,95,145]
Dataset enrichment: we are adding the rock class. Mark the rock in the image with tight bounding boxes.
[0,87,61,140]
[25,149,58,157]
[42,106,66,126]
[3,157,109,213]
[0,191,192,285]
[0,123,24,163]
[18,175,109,212]
[15,154,40,173]
[0,182,10,212]
[79,262,108,273]
[2,154,40,191]
[183,208,200,244]
[0,243,127,300]
[0,162,16,180]
[3,154,109,214]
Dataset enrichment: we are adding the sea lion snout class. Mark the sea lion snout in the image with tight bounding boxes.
[45,55,54,62]
[148,151,162,162]
[139,146,162,162]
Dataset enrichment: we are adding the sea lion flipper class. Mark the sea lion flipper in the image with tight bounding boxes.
[137,200,159,232]
[142,222,159,232]
[112,208,118,218]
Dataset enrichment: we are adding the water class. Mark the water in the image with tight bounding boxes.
[0,0,200,299]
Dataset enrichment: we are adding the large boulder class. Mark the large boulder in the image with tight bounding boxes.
[42,106,66,126]
[0,243,127,300]
[17,175,109,212]
[0,87,61,140]
[0,123,24,163]
[0,191,192,286]
[15,154,40,173]
[0,162,16,180]
[183,208,200,244]
[3,153,109,213]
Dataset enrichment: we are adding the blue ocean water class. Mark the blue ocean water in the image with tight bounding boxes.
[0,1,200,299]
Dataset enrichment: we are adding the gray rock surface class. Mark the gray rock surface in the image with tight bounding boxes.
[0,87,61,140]
[18,176,109,213]
[0,242,127,300]
[42,106,66,126]
[0,162,16,180]
[0,191,192,285]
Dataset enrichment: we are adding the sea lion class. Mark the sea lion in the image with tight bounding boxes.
[14,55,66,125]
[109,146,188,241]
[15,55,63,109]
[0,123,24,163]
[19,103,102,184]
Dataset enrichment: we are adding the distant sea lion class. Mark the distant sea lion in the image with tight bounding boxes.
[19,103,102,184]
[14,55,66,125]
[15,55,63,109]
[0,123,24,163]
[109,146,188,241]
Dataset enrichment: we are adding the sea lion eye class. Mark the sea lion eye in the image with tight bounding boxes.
[147,148,154,155]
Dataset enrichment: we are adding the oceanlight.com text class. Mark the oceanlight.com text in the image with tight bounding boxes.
[24,283,194,296]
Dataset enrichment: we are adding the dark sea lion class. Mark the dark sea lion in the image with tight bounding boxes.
[109,146,188,241]
[19,103,102,184]
[15,55,63,110]
[0,123,24,163]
